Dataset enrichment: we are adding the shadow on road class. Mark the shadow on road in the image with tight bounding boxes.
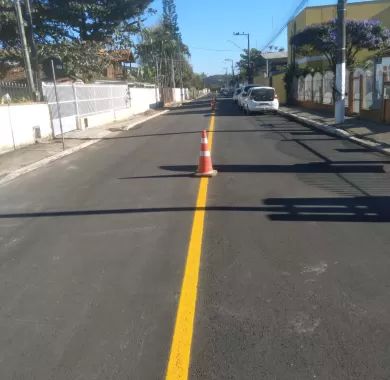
[159,163,386,174]
[263,196,390,222]
[64,128,313,141]
[336,148,371,153]
[2,196,390,222]
[5,99,390,224]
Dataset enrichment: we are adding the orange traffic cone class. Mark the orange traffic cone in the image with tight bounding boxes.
[194,130,217,177]
[211,97,216,111]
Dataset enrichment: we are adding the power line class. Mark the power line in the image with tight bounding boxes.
[189,46,236,52]
[261,0,309,51]
[227,40,244,51]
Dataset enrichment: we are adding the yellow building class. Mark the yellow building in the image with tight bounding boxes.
[288,0,390,66]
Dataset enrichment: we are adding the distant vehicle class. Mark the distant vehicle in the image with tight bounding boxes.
[237,84,258,109]
[233,88,242,103]
[243,86,279,114]
[220,88,230,97]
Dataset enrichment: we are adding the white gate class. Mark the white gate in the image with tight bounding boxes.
[323,71,334,105]
[42,83,130,136]
[352,69,364,114]
[313,72,323,103]
[297,76,305,101]
[304,74,313,101]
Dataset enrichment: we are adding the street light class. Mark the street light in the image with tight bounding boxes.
[233,32,251,83]
[224,59,235,84]
[335,0,347,124]
[223,67,228,88]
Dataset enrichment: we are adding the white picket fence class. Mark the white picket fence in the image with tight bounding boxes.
[296,71,338,105]
[294,58,390,113]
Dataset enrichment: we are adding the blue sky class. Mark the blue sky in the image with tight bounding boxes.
[145,0,375,75]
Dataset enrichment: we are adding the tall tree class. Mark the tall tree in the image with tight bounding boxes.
[136,23,205,90]
[138,1,191,90]
[1,0,153,46]
[162,0,181,42]
[236,48,266,80]
[0,0,153,80]
[290,19,390,70]
[137,23,188,85]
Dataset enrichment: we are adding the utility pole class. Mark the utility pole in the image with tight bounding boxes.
[225,58,235,85]
[149,37,159,106]
[51,60,65,151]
[154,55,159,106]
[171,56,176,89]
[247,34,251,83]
[233,32,251,83]
[335,0,347,124]
[177,51,184,103]
[179,62,184,103]
[14,0,36,99]
[24,0,40,100]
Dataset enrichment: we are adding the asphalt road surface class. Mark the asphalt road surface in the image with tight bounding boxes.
[1,97,390,379]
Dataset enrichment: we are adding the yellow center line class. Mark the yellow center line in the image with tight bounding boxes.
[165,112,216,380]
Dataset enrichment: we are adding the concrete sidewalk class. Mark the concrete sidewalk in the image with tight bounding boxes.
[278,105,390,155]
[0,109,168,185]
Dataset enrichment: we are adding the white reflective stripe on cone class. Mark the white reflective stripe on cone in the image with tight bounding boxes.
[200,151,211,157]
[201,138,208,144]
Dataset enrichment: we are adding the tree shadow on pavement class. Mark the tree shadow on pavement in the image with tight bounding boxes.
[166,109,213,116]
[2,196,390,222]
[262,196,390,222]
[159,163,386,174]
[64,128,304,141]
[117,162,386,181]
[336,148,371,153]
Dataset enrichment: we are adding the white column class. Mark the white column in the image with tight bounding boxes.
[335,62,346,123]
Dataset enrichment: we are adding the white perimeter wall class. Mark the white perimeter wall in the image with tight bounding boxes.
[0,103,52,154]
[173,88,182,103]
[129,87,159,115]
[1,86,194,154]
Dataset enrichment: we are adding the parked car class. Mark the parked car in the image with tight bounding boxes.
[220,88,229,97]
[220,88,234,97]
[233,88,242,103]
[243,86,279,114]
[237,84,258,109]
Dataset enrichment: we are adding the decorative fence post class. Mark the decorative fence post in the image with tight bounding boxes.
[72,83,80,129]
[359,74,363,112]
[311,74,314,102]
[348,70,353,114]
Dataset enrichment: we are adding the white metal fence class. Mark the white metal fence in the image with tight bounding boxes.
[40,82,203,136]
[42,83,131,135]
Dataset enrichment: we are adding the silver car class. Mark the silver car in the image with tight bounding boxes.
[237,84,258,109]
[243,86,279,114]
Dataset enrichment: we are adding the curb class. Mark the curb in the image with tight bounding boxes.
[123,109,169,131]
[277,109,390,157]
[0,109,169,186]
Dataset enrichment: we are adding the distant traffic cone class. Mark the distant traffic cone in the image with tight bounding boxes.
[194,130,217,177]
[211,97,216,111]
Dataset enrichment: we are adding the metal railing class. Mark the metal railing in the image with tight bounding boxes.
[0,81,32,101]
